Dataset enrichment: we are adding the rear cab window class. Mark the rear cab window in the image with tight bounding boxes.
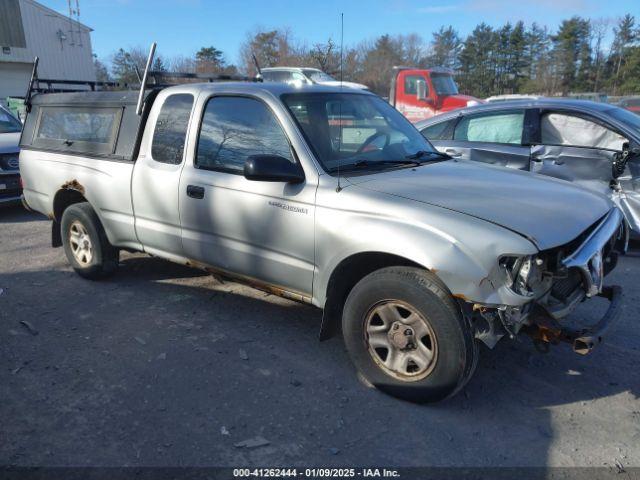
[454,110,525,145]
[151,94,194,164]
[33,106,121,155]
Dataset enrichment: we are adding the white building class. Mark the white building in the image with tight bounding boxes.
[0,0,96,106]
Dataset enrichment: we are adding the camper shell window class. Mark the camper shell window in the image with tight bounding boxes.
[20,90,158,161]
[34,106,121,155]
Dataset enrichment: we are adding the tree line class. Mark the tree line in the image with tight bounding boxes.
[95,14,640,98]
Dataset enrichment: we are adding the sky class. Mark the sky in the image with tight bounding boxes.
[40,0,639,66]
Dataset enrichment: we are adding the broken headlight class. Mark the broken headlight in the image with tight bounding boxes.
[499,255,543,297]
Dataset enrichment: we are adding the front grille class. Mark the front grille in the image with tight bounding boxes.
[0,153,20,171]
[551,268,582,300]
[542,209,624,302]
[561,214,606,254]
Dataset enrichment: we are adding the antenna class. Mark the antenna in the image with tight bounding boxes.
[252,53,263,81]
[67,0,75,46]
[75,0,83,47]
[336,12,344,193]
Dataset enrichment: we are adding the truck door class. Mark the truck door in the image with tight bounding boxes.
[394,71,436,123]
[131,91,195,259]
[178,94,316,297]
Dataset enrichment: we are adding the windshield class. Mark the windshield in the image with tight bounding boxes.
[607,106,640,133]
[0,107,21,134]
[431,73,459,96]
[302,69,336,83]
[282,92,439,174]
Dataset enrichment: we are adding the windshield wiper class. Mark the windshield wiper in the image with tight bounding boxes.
[405,150,451,160]
[329,155,447,173]
[332,159,422,172]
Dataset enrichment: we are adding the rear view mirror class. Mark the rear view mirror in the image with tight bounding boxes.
[244,155,305,183]
[416,79,429,102]
[627,141,640,158]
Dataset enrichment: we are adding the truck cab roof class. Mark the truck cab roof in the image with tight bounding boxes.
[262,67,322,72]
[29,81,373,105]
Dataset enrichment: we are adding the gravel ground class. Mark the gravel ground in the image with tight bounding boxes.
[1,205,639,468]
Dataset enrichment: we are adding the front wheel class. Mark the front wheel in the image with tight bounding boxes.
[61,202,119,280]
[342,267,478,402]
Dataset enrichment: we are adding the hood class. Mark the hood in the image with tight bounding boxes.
[318,80,369,90]
[348,160,611,250]
[440,94,483,111]
[0,132,20,154]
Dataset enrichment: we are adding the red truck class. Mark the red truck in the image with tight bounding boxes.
[389,67,482,123]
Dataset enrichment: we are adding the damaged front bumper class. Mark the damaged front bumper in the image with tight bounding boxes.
[471,208,625,355]
[561,208,624,297]
[525,285,623,354]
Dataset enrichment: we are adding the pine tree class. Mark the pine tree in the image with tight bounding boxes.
[551,17,591,94]
[428,26,461,70]
[610,14,637,94]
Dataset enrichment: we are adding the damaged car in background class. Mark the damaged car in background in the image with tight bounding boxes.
[417,98,640,235]
[19,46,626,403]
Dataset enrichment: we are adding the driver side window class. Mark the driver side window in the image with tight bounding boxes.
[541,112,626,151]
[196,96,294,174]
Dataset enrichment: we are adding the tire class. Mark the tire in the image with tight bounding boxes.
[342,266,478,403]
[61,202,119,280]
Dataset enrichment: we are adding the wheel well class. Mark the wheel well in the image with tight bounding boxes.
[319,252,424,341]
[51,188,87,247]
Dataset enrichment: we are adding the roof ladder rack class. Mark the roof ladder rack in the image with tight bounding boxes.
[24,57,39,112]
[24,42,264,115]
[135,42,156,115]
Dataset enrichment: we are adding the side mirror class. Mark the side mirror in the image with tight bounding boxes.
[416,79,430,103]
[244,154,305,183]
[613,141,632,178]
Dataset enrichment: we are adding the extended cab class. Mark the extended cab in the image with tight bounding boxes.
[390,67,482,123]
[19,52,625,403]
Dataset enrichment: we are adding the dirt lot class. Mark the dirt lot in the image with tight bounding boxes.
[1,205,639,469]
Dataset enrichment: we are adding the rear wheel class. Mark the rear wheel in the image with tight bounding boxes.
[61,202,119,279]
[342,267,478,402]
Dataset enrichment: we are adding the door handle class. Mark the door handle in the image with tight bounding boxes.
[444,149,462,158]
[186,185,205,199]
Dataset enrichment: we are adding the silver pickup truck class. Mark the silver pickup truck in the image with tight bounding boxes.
[19,62,626,402]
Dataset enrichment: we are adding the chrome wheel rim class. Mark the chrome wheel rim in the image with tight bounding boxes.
[69,221,93,266]
[364,300,438,381]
